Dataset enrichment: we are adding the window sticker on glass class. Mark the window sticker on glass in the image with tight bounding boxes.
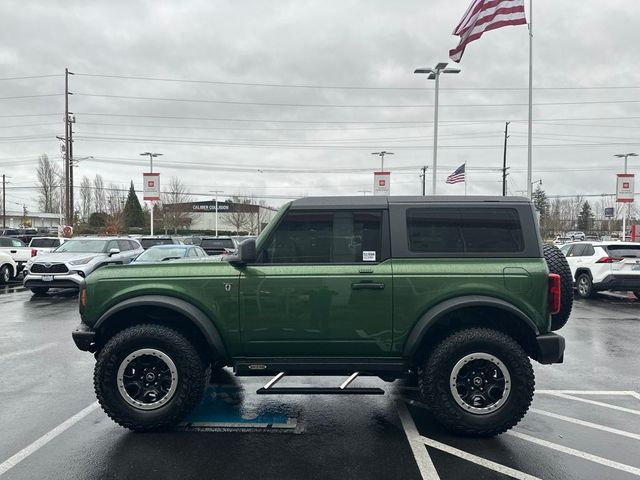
[362,251,376,262]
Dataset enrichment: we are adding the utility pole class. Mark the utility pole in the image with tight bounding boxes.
[2,174,5,228]
[420,166,428,196]
[64,67,74,225]
[68,114,75,225]
[64,67,69,225]
[502,121,510,196]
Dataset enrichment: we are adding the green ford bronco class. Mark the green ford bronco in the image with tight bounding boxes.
[72,196,572,436]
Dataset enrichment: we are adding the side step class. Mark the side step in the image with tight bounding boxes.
[256,372,384,395]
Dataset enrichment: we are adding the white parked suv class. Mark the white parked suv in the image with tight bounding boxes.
[23,237,143,294]
[565,231,585,241]
[560,241,640,298]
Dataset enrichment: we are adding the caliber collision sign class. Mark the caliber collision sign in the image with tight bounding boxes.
[373,171,390,196]
[143,173,160,201]
[616,174,634,203]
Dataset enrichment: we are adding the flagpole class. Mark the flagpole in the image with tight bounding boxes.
[527,0,533,199]
[465,162,468,196]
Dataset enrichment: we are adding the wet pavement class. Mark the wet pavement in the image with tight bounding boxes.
[0,287,638,479]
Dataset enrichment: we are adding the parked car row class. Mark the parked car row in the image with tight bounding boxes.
[13,235,255,293]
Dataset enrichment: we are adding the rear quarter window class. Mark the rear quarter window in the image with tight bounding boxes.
[406,207,524,254]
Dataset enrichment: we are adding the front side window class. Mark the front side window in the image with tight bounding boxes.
[407,207,524,254]
[261,210,382,264]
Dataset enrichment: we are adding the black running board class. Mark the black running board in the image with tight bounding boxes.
[257,387,384,395]
[256,371,384,395]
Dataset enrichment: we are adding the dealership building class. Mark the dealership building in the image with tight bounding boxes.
[166,200,277,234]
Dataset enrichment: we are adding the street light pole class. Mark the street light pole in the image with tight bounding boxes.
[140,152,163,235]
[371,151,394,171]
[614,153,638,241]
[414,63,461,195]
[210,190,223,236]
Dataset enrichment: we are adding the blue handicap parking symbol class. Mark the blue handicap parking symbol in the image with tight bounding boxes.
[181,384,297,430]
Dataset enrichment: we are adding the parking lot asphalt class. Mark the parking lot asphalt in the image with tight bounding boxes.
[0,284,639,480]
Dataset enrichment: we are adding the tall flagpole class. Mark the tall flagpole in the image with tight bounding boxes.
[527,0,533,199]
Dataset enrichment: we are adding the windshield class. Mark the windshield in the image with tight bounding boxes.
[136,247,188,262]
[141,238,175,249]
[201,239,235,248]
[54,239,108,253]
[30,238,59,248]
[605,245,640,258]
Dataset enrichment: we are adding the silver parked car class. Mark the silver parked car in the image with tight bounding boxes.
[23,237,143,294]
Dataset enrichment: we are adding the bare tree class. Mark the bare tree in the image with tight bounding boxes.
[93,174,107,213]
[106,183,126,229]
[161,177,193,233]
[226,195,256,234]
[79,176,92,222]
[36,154,61,213]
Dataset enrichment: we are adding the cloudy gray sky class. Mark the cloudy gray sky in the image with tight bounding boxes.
[1,0,639,212]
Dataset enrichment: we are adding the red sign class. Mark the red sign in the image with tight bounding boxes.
[143,172,161,201]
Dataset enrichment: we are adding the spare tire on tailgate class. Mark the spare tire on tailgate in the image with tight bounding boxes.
[543,243,573,331]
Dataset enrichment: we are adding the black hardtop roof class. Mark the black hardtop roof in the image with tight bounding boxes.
[289,195,531,209]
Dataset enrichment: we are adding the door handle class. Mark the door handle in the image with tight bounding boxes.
[351,282,385,290]
[10,250,17,253]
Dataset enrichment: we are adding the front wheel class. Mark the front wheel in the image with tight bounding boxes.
[576,273,594,298]
[0,265,11,284]
[94,324,207,432]
[419,328,534,437]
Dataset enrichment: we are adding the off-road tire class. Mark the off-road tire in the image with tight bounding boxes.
[419,328,534,437]
[94,324,207,432]
[0,265,11,284]
[543,243,573,330]
[576,272,594,299]
[30,287,49,295]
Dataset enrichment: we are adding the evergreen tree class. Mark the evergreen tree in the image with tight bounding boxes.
[123,181,145,228]
[532,184,549,218]
[577,201,594,231]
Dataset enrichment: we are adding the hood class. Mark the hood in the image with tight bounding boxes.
[88,257,237,282]
[30,251,107,263]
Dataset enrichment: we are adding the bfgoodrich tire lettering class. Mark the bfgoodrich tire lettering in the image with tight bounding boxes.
[94,324,207,432]
[419,328,534,437]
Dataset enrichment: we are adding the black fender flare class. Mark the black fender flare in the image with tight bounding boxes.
[94,295,227,358]
[403,295,540,358]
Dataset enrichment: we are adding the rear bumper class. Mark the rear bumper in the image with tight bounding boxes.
[594,274,640,291]
[72,323,96,352]
[536,332,565,364]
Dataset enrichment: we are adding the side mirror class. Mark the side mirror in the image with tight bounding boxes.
[227,238,257,266]
[108,248,121,257]
[239,238,257,263]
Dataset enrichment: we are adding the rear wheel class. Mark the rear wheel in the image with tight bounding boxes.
[94,324,207,432]
[30,287,49,295]
[419,328,534,437]
[576,273,594,298]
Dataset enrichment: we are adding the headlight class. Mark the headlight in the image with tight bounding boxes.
[69,257,94,266]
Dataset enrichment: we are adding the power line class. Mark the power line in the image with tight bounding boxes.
[74,92,640,108]
[73,72,640,91]
[0,94,63,100]
[0,74,63,81]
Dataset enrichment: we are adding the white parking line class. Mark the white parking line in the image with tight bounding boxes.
[419,435,541,480]
[544,393,640,416]
[507,430,640,477]
[0,343,57,362]
[629,392,640,401]
[537,390,638,396]
[0,402,99,477]
[530,408,640,441]
[395,400,440,480]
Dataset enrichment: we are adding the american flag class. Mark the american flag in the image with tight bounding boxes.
[449,0,528,63]
[446,164,466,184]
